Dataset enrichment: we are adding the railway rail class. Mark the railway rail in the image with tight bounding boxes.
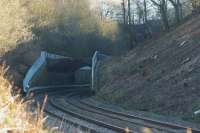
[30,86,101,133]
[79,100,200,133]
[29,85,200,133]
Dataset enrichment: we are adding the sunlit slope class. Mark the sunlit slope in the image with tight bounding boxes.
[97,15,200,118]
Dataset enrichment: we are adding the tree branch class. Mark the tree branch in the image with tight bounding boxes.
[150,0,161,7]
[168,0,177,7]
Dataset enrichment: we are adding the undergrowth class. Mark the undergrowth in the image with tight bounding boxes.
[0,65,50,133]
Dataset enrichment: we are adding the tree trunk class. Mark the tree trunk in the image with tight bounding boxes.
[128,0,131,24]
[175,6,180,23]
[162,11,170,30]
[143,0,152,38]
[122,0,126,24]
[127,0,135,49]
[180,3,183,20]
[144,0,148,23]
[160,0,169,30]
[169,0,182,24]
[150,0,170,30]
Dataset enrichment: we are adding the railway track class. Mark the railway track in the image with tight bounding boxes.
[79,100,200,133]
[30,86,200,133]
[30,86,103,133]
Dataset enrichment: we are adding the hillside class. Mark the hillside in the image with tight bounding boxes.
[96,14,200,121]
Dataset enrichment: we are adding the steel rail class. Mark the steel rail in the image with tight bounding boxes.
[50,95,139,133]
[80,101,200,133]
[44,107,99,133]
[64,95,179,133]
[28,86,102,133]
[29,86,123,133]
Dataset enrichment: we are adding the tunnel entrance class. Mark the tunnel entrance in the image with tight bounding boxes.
[23,51,92,92]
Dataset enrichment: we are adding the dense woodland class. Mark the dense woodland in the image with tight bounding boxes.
[0,0,200,58]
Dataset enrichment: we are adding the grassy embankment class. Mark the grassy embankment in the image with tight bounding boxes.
[96,14,200,122]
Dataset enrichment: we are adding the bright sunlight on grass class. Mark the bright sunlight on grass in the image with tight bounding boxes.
[0,65,49,133]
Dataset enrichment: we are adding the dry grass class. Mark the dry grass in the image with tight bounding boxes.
[0,65,49,133]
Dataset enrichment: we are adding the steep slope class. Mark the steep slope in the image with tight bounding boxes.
[96,15,200,120]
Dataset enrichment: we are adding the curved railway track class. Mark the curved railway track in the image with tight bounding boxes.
[30,86,103,133]
[30,86,200,133]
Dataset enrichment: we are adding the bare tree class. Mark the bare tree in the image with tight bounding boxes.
[128,0,136,49]
[128,0,132,24]
[144,0,148,23]
[121,0,137,49]
[136,0,144,24]
[143,0,153,38]
[168,0,182,24]
[122,0,127,24]
[150,0,170,30]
